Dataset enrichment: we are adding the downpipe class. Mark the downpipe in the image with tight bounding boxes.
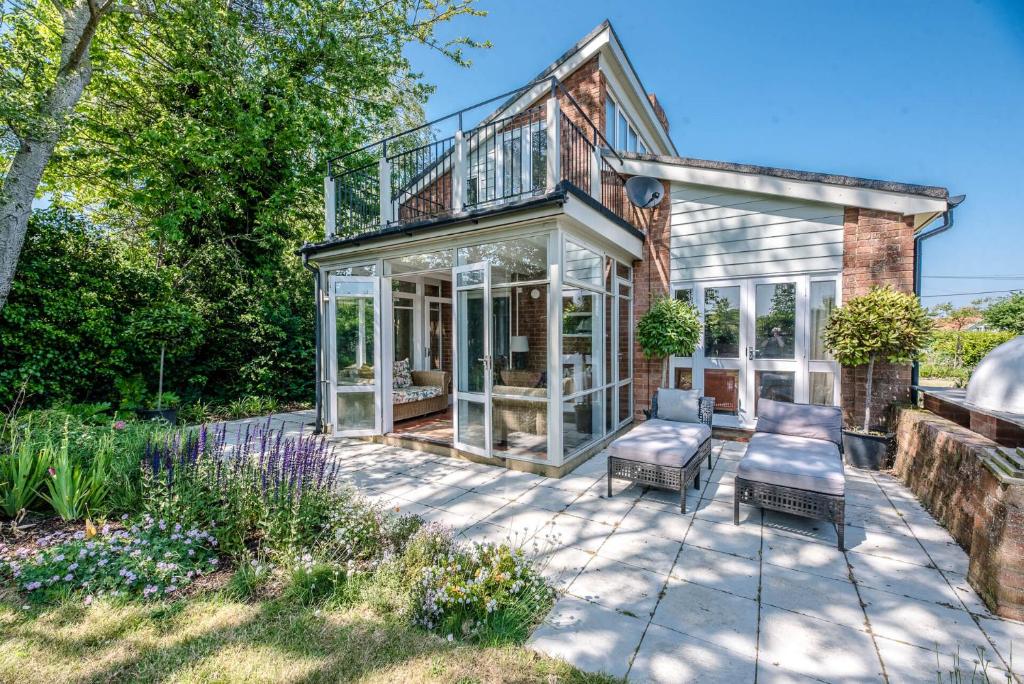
[911,194,966,399]
[302,254,324,434]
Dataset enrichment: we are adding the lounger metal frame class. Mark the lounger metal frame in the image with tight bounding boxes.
[607,394,715,513]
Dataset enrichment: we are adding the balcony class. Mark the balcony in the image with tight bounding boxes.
[324,78,636,240]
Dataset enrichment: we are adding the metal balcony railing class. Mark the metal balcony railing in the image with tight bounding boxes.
[324,78,635,240]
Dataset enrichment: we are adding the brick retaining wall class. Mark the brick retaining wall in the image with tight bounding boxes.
[893,408,1024,620]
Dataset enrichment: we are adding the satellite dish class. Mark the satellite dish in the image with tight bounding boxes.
[625,176,664,209]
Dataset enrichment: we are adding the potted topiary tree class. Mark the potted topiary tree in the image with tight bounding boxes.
[637,296,703,389]
[823,285,932,469]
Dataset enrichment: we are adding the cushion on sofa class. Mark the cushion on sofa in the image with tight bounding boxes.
[607,419,712,468]
[393,385,442,404]
[756,398,843,447]
[737,432,844,496]
[656,388,702,424]
[393,358,412,389]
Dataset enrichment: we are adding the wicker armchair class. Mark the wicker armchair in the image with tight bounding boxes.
[607,390,715,513]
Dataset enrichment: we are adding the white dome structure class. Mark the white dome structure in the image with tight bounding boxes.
[965,335,1024,415]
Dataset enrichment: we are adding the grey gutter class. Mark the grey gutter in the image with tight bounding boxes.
[911,193,966,397]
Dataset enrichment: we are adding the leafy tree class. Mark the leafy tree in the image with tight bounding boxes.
[2,0,486,408]
[47,0,485,403]
[637,296,702,387]
[983,292,1024,335]
[928,302,984,368]
[823,286,932,432]
[0,0,130,311]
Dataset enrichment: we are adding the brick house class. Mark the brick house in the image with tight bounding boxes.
[298,21,958,476]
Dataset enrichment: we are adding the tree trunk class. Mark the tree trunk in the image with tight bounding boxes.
[863,354,875,433]
[661,356,669,389]
[0,2,102,311]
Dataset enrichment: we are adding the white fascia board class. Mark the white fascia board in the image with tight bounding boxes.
[561,195,644,260]
[602,38,677,156]
[310,206,564,265]
[481,29,610,125]
[620,157,949,216]
[600,63,669,156]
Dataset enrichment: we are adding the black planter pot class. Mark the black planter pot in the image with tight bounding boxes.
[842,430,892,470]
[137,408,177,424]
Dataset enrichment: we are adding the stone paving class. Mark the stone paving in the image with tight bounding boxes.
[234,412,1023,683]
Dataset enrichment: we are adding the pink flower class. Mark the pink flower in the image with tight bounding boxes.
[113,420,127,430]
[48,467,56,477]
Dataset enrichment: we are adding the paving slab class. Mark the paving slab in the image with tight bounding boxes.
[860,586,993,656]
[528,595,645,680]
[761,531,850,581]
[630,622,757,684]
[651,577,759,655]
[685,518,763,560]
[568,555,666,618]
[532,544,594,593]
[616,502,695,542]
[760,562,866,628]
[670,544,761,600]
[597,529,683,576]
[540,512,616,553]
[563,490,638,527]
[847,550,961,607]
[758,606,884,683]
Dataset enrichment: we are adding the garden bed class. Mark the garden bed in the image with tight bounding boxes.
[0,409,580,682]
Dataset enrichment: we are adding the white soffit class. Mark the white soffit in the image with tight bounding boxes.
[618,157,949,216]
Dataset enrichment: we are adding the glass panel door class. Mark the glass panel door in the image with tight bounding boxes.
[750,280,800,415]
[329,276,381,436]
[702,283,745,421]
[453,262,492,456]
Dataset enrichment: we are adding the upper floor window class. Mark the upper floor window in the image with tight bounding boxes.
[604,94,647,154]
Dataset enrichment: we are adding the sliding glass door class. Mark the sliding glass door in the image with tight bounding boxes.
[328,275,381,436]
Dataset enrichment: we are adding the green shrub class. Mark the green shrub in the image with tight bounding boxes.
[409,524,554,645]
[636,296,702,387]
[824,286,932,431]
[925,330,1015,369]
[4,515,219,605]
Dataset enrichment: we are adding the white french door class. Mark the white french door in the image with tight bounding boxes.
[452,262,492,456]
[328,275,382,436]
[671,274,840,429]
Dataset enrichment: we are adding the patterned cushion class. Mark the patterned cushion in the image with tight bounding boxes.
[393,385,442,404]
[393,358,412,389]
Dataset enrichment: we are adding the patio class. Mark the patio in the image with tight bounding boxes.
[241,412,1022,682]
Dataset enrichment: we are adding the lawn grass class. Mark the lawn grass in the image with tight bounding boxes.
[0,589,613,683]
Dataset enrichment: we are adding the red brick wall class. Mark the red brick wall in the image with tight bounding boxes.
[555,55,605,136]
[841,207,917,430]
[631,179,673,419]
[893,408,1024,620]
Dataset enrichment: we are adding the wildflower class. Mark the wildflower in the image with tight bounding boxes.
[114,420,127,430]
[84,595,93,606]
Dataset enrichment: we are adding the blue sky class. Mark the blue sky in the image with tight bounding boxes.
[406,0,1024,308]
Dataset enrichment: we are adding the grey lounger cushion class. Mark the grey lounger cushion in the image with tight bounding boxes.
[756,398,843,447]
[656,388,702,424]
[608,419,712,468]
[737,432,845,496]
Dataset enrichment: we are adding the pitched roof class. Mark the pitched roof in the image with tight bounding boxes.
[621,151,950,200]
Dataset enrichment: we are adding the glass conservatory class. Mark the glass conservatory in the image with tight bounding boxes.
[317,222,640,472]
